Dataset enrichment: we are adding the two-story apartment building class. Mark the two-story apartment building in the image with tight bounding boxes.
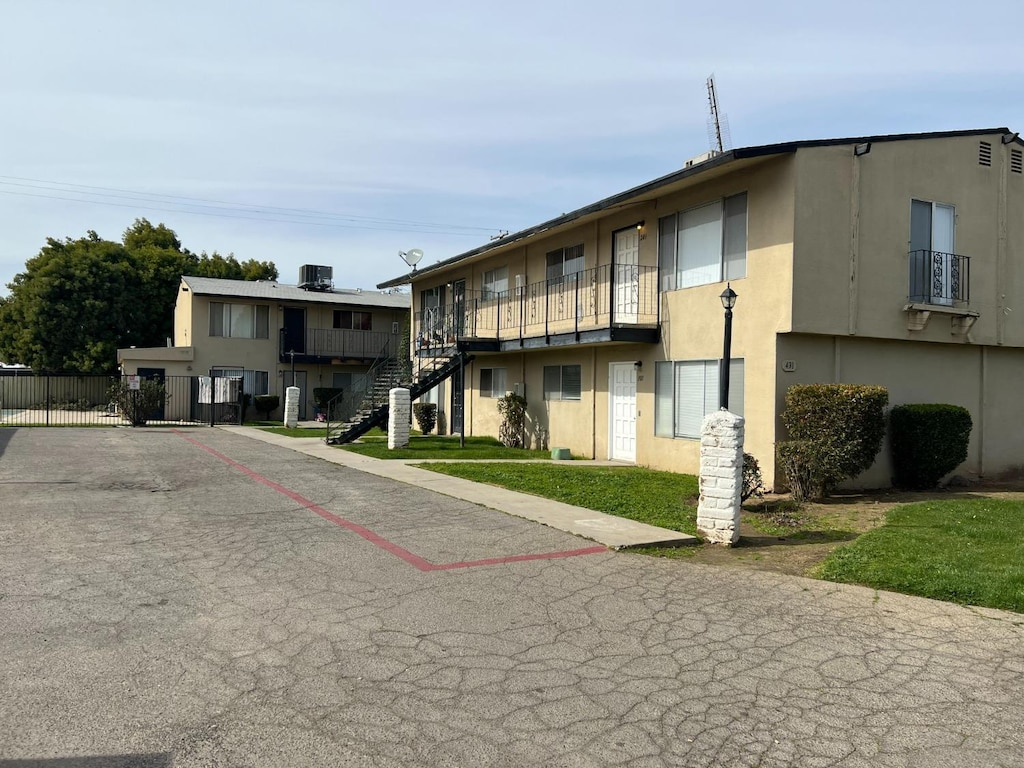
[379,128,1024,487]
[119,272,410,420]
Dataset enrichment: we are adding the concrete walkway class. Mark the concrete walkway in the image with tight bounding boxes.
[220,427,697,550]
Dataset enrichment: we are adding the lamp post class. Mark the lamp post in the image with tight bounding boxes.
[719,284,738,410]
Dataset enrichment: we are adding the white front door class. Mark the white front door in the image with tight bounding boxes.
[613,228,639,323]
[609,363,637,462]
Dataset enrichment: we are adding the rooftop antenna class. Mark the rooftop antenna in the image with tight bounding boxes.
[706,75,731,153]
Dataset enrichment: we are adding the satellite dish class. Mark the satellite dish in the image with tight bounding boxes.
[399,248,424,269]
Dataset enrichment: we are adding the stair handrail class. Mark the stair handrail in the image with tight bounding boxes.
[325,338,402,441]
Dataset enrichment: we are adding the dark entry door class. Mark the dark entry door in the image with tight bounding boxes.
[137,367,165,420]
[282,307,306,354]
[449,364,464,433]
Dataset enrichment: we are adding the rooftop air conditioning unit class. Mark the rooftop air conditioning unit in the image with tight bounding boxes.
[298,265,334,291]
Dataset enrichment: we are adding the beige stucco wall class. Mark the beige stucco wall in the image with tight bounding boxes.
[440,155,798,478]
[649,156,795,480]
[792,133,1024,348]
[775,333,1024,488]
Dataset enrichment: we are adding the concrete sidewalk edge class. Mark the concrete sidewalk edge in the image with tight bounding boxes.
[218,427,699,550]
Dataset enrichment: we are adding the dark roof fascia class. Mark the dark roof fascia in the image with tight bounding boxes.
[377,126,1014,288]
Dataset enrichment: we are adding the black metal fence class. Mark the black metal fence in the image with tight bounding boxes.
[0,372,246,427]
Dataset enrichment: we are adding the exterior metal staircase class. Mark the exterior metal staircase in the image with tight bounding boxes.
[325,348,472,445]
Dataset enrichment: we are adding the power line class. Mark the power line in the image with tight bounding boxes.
[0,188,485,236]
[0,175,500,234]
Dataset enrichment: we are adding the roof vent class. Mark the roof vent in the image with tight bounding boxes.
[1011,149,1023,175]
[684,149,722,168]
[979,141,992,167]
[298,265,333,292]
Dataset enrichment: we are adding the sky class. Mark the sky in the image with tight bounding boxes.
[2,0,1021,297]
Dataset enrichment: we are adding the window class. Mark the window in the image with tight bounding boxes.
[543,365,582,401]
[658,193,747,291]
[212,368,270,396]
[333,310,373,330]
[209,302,270,339]
[655,359,744,439]
[546,244,584,282]
[480,368,507,398]
[482,266,509,300]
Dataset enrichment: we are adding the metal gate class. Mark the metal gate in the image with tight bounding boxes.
[0,372,245,427]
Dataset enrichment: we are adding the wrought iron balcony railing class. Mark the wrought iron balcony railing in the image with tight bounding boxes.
[415,264,659,347]
[279,327,398,360]
[908,250,970,306]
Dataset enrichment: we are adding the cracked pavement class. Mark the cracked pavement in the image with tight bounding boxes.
[1,427,1023,767]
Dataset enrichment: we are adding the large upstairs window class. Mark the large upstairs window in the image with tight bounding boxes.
[546,244,584,284]
[333,310,373,330]
[209,302,270,339]
[658,193,747,291]
[482,266,509,300]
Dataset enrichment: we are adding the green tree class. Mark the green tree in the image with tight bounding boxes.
[0,219,278,372]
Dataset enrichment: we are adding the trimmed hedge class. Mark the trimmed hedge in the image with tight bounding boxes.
[777,383,888,500]
[413,402,438,434]
[890,404,972,489]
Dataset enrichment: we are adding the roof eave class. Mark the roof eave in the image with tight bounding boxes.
[375,126,1015,288]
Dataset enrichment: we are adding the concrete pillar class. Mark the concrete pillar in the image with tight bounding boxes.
[696,409,744,545]
[388,388,411,449]
[284,386,300,428]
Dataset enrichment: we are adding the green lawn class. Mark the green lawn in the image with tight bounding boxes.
[340,435,550,460]
[815,499,1024,613]
[418,462,700,535]
[258,426,327,438]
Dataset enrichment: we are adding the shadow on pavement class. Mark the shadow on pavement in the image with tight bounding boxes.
[0,427,15,460]
[0,756,171,768]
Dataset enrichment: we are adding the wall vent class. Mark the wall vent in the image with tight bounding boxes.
[1012,149,1023,175]
[978,141,992,167]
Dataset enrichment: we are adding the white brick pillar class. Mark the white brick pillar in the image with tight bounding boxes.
[388,388,411,450]
[696,409,745,545]
[283,386,300,428]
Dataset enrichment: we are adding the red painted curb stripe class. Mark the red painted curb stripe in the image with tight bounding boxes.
[432,546,608,571]
[175,430,607,572]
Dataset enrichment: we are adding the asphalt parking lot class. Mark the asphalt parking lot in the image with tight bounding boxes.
[2,427,1023,767]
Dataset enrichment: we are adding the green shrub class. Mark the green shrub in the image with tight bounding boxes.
[254,395,280,420]
[778,383,888,499]
[741,453,765,503]
[413,402,438,434]
[497,393,527,448]
[108,379,167,426]
[776,440,822,502]
[889,404,972,489]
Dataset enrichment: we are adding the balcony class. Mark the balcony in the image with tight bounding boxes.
[279,327,399,363]
[416,264,660,352]
[905,250,978,334]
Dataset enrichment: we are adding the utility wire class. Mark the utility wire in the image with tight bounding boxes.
[0,175,499,234]
[0,188,486,237]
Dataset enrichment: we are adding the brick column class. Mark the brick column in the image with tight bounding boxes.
[696,409,744,545]
[283,386,300,429]
[388,388,411,450]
